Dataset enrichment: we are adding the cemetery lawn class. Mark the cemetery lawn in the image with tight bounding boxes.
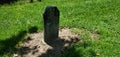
[0,0,120,57]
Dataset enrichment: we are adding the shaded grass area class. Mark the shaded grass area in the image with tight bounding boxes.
[0,0,41,5]
[0,0,18,5]
[0,30,27,56]
[0,26,38,57]
[0,0,120,57]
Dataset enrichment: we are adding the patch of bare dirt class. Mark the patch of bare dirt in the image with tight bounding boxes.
[90,33,99,40]
[13,28,80,57]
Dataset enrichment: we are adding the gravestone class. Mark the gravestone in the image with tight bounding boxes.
[43,6,60,44]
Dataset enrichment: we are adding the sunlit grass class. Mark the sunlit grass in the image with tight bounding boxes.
[0,0,120,57]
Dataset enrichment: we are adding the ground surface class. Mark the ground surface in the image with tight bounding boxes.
[13,28,80,57]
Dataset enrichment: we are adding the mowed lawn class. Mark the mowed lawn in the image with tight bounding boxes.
[0,0,120,57]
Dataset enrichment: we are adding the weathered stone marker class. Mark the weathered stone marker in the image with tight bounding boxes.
[43,6,60,44]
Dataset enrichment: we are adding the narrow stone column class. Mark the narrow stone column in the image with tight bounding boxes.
[43,6,60,44]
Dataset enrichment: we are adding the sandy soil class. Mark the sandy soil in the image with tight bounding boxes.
[13,28,80,57]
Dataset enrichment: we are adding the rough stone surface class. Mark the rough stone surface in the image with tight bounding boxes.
[43,6,60,45]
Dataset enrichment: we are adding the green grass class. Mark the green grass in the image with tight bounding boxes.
[0,0,120,57]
